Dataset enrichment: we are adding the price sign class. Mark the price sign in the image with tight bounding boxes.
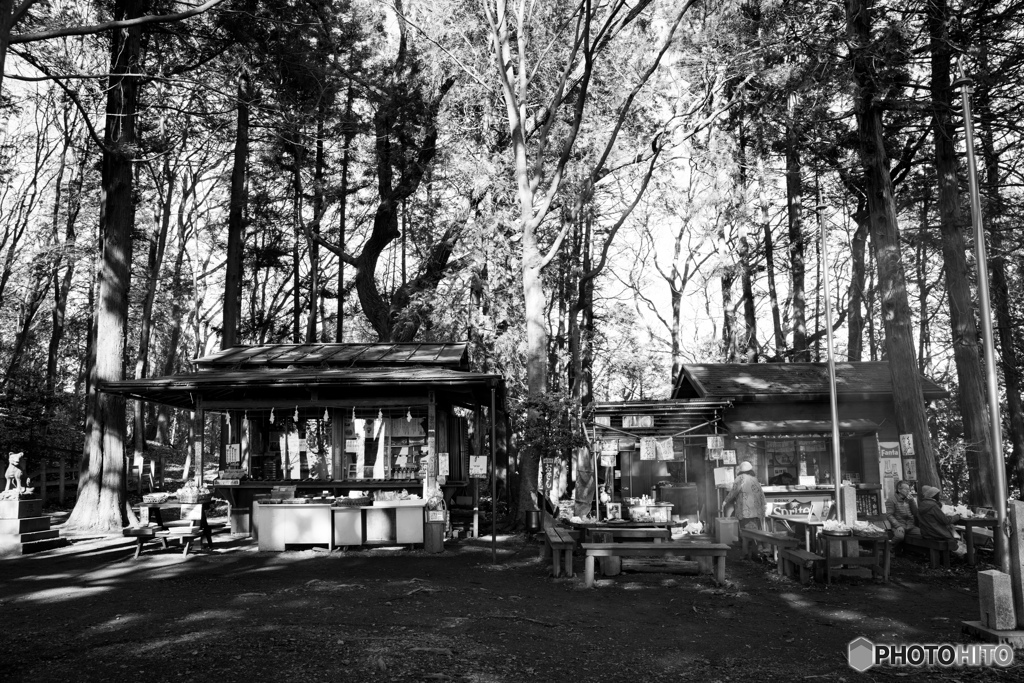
[469,455,488,478]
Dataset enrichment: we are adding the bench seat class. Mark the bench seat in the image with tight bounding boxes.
[779,548,824,584]
[581,541,728,587]
[123,527,202,559]
[903,535,957,569]
[739,528,800,562]
[543,527,577,578]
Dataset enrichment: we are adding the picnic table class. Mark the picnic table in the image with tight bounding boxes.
[956,516,998,566]
[768,514,825,553]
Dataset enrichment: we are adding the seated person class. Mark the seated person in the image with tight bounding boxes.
[885,479,919,548]
[915,485,967,556]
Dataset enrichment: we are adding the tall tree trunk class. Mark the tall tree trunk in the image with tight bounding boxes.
[306,106,326,343]
[847,0,940,488]
[46,132,87,415]
[223,74,249,350]
[847,202,869,361]
[759,153,786,359]
[65,0,142,532]
[132,152,173,479]
[786,94,808,361]
[929,0,994,505]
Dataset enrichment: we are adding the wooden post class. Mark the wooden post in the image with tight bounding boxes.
[59,456,66,503]
[40,458,47,505]
[195,403,205,487]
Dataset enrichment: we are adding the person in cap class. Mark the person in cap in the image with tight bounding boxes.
[722,460,768,558]
[885,479,919,550]
[915,485,966,556]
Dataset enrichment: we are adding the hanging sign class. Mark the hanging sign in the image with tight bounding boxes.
[623,415,654,428]
[707,436,725,450]
[721,449,737,465]
[438,452,449,476]
[714,466,735,487]
[707,448,723,461]
[600,439,619,455]
[903,458,918,482]
[656,437,674,461]
[226,444,241,465]
[899,434,915,457]
[469,455,488,478]
[543,457,556,491]
[600,454,615,468]
[640,437,657,460]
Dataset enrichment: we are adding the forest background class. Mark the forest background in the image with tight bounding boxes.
[0,0,1022,531]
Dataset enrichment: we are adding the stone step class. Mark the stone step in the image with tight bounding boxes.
[0,498,43,520]
[21,537,68,554]
[0,516,51,534]
[18,529,60,543]
[0,535,67,558]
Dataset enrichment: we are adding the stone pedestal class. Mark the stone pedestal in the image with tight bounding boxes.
[0,498,65,557]
[978,569,1017,630]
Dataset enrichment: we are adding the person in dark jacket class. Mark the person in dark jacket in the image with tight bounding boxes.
[915,485,966,556]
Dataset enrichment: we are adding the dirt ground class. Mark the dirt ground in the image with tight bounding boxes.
[1,517,1022,683]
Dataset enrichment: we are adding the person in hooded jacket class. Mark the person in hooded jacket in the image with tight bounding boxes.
[915,485,967,556]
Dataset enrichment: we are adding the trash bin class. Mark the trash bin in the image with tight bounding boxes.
[424,507,446,553]
[716,517,739,545]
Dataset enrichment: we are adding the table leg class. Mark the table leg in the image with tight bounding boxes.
[563,549,574,577]
[715,556,725,584]
[964,525,976,566]
[134,539,144,560]
[552,549,562,577]
[882,540,890,582]
[585,556,595,588]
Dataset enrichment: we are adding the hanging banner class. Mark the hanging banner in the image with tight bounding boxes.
[708,448,723,461]
[600,454,616,468]
[707,436,725,450]
[639,437,657,460]
[600,439,619,455]
[438,452,449,476]
[900,434,915,457]
[656,437,675,460]
[543,457,556,491]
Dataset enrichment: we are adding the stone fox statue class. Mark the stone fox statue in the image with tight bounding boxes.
[4,451,26,492]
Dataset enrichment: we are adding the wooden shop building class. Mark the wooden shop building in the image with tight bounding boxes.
[592,362,947,525]
[102,342,506,550]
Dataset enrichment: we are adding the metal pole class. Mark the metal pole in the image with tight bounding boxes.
[491,385,497,565]
[817,197,844,523]
[956,65,1010,574]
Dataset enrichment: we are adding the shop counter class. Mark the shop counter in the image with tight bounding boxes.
[255,500,426,551]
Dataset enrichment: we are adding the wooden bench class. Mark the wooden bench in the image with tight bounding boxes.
[581,541,729,587]
[123,527,202,559]
[585,527,671,543]
[903,535,957,569]
[543,527,577,578]
[739,528,800,561]
[779,548,824,584]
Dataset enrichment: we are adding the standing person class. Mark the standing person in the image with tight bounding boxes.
[916,485,967,556]
[885,479,919,550]
[722,461,768,557]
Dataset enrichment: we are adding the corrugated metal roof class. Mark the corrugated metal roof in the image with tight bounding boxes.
[592,399,731,438]
[725,419,879,434]
[673,362,948,401]
[195,343,469,370]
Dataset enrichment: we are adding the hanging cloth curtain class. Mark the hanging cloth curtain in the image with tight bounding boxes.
[373,415,387,479]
